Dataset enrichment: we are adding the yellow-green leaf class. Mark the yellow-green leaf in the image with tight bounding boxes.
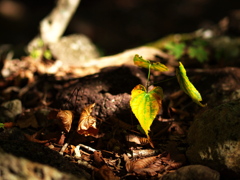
[130,84,163,137]
[176,62,206,107]
[134,54,168,72]
[0,123,4,129]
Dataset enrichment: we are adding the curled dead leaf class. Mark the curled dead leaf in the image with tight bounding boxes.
[126,134,150,145]
[126,134,154,148]
[77,103,98,136]
[56,110,74,132]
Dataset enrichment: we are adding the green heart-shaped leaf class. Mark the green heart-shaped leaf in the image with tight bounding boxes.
[130,84,163,136]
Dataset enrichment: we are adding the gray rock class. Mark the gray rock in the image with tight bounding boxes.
[0,149,88,180]
[0,99,22,122]
[1,99,22,117]
[49,34,100,66]
[161,165,220,180]
[0,140,91,180]
[186,100,240,178]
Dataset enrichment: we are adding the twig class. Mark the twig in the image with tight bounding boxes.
[59,142,69,155]
[79,144,97,152]
[74,144,81,158]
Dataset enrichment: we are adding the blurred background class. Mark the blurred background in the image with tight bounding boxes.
[0,0,239,56]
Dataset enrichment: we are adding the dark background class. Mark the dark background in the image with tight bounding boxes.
[0,0,239,55]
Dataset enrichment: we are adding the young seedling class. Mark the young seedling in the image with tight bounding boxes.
[130,55,206,139]
[0,123,4,129]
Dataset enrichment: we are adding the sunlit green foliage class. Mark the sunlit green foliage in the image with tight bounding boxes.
[164,39,209,63]
[0,123,4,129]
[164,42,186,59]
[176,62,206,107]
[134,54,168,72]
[130,84,163,137]
[188,46,208,63]
[130,55,206,137]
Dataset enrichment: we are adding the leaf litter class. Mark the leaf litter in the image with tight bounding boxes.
[0,50,219,179]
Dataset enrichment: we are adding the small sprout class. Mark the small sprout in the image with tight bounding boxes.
[43,49,52,60]
[176,62,206,107]
[0,123,4,129]
[130,55,206,139]
[30,49,42,59]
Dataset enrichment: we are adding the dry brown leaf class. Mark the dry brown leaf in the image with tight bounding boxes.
[56,110,74,132]
[133,156,157,170]
[24,132,50,144]
[123,154,134,172]
[94,164,120,180]
[2,122,15,128]
[64,145,76,156]
[134,167,158,176]
[16,110,39,128]
[39,130,65,145]
[126,134,150,145]
[93,151,120,180]
[77,103,98,136]
[126,134,154,148]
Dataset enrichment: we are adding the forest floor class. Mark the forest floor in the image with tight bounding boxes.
[1,1,240,180]
[1,33,240,179]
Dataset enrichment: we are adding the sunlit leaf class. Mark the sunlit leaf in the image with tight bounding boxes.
[56,110,74,132]
[176,62,206,107]
[30,49,42,59]
[134,54,168,72]
[43,49,52,60]
[77,103,98,136]
[0,123,4,129]
[164,42,186,59]
[130,84,163,137]
[2,122,15,129]
[188,46,208,63]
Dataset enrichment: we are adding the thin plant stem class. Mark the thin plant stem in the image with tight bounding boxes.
[153,76,176,85]
[146,63,151,92]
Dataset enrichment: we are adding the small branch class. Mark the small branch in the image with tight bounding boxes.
[40,0,81,43]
